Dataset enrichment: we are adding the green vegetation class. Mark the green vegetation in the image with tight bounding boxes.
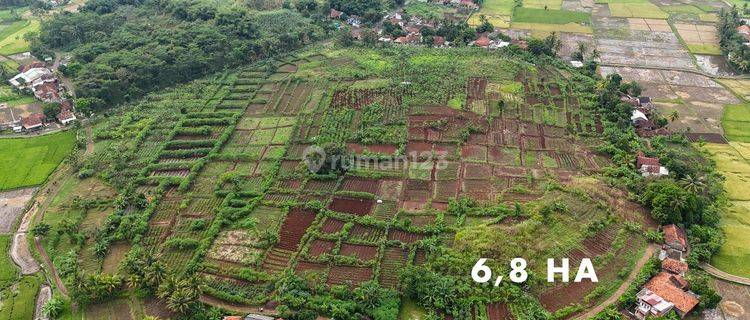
[722,104,750,142]
[719,7,750,72]
[0,235,18,289]
[0,130,76,190]
[608,2,668,19]
[33,0,323,110]
[512,7,590,25]
[0,19,38,55]
[0,275,42,320]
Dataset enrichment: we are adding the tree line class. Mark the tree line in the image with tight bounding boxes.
[31,0,325,112]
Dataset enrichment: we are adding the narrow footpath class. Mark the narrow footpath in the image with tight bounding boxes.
[700,263,750,286]
[574,244,658,320]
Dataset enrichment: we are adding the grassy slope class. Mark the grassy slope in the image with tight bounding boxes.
[708,103,750,277]
[0,130,76,191]
[0,19,39,55]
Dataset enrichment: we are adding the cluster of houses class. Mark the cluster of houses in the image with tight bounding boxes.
[7,61,76,133]
[634,224,700,319]
[626,95,672,138]
[329,1,524,49]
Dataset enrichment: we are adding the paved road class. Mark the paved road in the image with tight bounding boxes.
[700,263,750,286]
[573,244,658,320]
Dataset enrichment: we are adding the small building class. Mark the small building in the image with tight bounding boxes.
[57,109,77,125]
[433,36,446,47]
[9,67,52,88]
[663,224,688,252]
[737,24,750,41]
[474,35,490,47]
[330,8,343,19]
[631,109,648,123]
[636,151,669,177]
[661,258,688,277]
[635,288,675,319]
[21,113,45,131]
[643,272,699,318]
[570,60,584,68]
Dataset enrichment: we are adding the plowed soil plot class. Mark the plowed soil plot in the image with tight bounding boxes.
[463,180,493,202]
[685,133,728,144]
[406,141,433,154]
[413,249,427,265]
[327,265,374,287]
[295,261,327,275]
[328,197,374,216]
[387,229,424,244]
[339,243,379,262]
[487,303,511,320]
[308,239,335,258]
[348,223,385,242]
[379,246,410,288]
[340,177,381,194]
[404,179,432,200]
[462,145,488,161]
[539,280,597,313]
[463,163,492,180]
[467,77,488,99]
[276,208,317,251]
[434,180,459,202]
[304,179,338,192]
[320,218,345,234]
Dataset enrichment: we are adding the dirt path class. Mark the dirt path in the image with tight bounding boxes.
[34,285,51,320]
[35,237,69,297]
[573,244,658,320]
[700,263,750,286]
[199,295,272,315]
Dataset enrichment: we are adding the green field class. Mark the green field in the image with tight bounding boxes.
[0,19,39,55]
[0,275,41,320]
[608,2,668,19]
[468,0,515,27]
[523,0,562,10]
[0,235,18,289]
[512,7,590,24]
[0,130,76,190]
[723,104,750,142]
[686,43,722,55]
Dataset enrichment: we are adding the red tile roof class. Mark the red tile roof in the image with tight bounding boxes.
[22,113,45,129]
[57,109,76,122]
[433,36,445,46]
[475,35,490,47]
[662,258,688,275]
[636,151,660,169]
[645,272,698,315]
[19,62,45,73]
[330,8,342,18]
[663,224,687,250]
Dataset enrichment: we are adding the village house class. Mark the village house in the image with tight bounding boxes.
[662,258,689,277]
[662,224,688,254]
[737,24,750,43]
[640,272,699,318]
[21,113,46,131]
[329,8,342,19]
[636,151,669,177]
[635,288,676,319]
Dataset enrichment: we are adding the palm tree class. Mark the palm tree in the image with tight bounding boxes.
[669,110,680,122]
[681,175,707,194]
[126,274,141,288]
[166,289,194,314]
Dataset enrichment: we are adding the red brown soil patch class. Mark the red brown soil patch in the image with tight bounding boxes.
[276,208,317,251]
[493,166,526,177]
[327,265,374,287]
[340,177,381,194]
[308,239,335,257]
[401,200,428,212]
[487,303,512,320]
[406,141,433,154]
[414,249,427,265]
[387,229,424,244]
[461,145,488,161]
[339,243,379,261]
[463,163,492,180]
[320,218,345,234]
[433,180,459,201]
[305,179,338,192]
[685,133,728,144]
[275,179,302,189]
[328,197,375,216]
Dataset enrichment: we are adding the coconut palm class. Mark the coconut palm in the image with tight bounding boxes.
[669,110,680,122]
[680,174,707,194]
